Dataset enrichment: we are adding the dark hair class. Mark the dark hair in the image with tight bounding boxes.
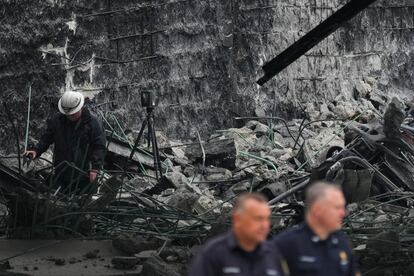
[305,181,342,210]
[233,192,268,213]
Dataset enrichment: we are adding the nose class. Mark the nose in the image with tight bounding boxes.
[340,208,346,218]
[262,220,270,232]
[344,208,350,217]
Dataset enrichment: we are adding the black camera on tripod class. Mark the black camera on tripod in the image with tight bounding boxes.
[141,90,158,110]
[124,89,163,179]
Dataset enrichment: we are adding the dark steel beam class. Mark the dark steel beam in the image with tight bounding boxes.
[257,0,378,86]
[0,163,36,192]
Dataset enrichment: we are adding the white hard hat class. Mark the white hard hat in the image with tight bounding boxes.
[58,91,85,115]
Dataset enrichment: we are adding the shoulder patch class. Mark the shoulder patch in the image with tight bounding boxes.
[266,269,279,275]
[223,267,240,274]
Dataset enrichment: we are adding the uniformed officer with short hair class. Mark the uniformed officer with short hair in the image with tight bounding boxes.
[273,182,360,276]
[188,192,288,276]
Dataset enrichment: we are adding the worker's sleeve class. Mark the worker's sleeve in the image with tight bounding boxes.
[34,116,56,157]
[89,119,107,170]
[188,249,220,276]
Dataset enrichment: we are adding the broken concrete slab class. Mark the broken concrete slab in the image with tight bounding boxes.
[260,182,287,200]
[245,120,270,136]
[159,246,192,263]
[160,171,189,189]
[145,171,197,196]
[134,250,157,261]
[140,255,182,276]
[0,239,140,276]
[112,235,159,255]
[125,175,157,193]
[106,140,155,168]
[192,195,219,215]
[164,191,199,212]
[367,231,400,253]
[383,97,405,138]
[303,127,344,168]
[203,166,232,182]
[111,256,139,270]
[186,138,237,170]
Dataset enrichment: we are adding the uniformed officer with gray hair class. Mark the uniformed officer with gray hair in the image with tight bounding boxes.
[272,181,360,276]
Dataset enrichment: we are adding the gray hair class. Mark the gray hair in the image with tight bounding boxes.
[233,192,268,213]
[305,181,342,210]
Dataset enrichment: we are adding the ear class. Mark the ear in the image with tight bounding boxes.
[232,211,242,225]
[312,202,323,217]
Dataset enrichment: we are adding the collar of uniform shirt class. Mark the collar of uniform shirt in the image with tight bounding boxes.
[226,230,270,255]
[302,222,340,245]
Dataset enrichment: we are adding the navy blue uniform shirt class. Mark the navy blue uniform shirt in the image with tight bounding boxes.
[273,223,357,276]
[188,231,287,276]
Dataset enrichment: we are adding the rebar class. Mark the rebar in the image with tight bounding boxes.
[24,84,32,152]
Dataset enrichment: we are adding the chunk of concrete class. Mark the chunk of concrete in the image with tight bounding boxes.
[111,256,138,270]
[140,255,181,276]
[112,235,159,255]
[186,138,237,170]
[367,231,400,253]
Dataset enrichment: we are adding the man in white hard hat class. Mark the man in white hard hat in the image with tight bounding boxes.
[24,91,106,194]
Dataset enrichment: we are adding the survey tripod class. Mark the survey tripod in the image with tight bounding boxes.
[126,105,163,180]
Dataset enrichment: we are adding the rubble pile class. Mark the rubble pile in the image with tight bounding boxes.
[1,96,414,275]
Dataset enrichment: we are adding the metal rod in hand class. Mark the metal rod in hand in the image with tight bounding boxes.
[24,84,32,152]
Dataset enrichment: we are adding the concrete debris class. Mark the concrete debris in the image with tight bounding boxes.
[245,120,270,136]
[84,249,100,259]
[106,138,155,169]
[303,128,344,168]
[159,171,189,189]
[111,256,139,270]
[0,261,12,270]
[112,235,159,255]
[192,194,220,215]
[366,231,401,253]
[53,259,65,266]
[260,182,287,200]
[2,96,414,275]
[186,138,237,170]
[163,191,199,212]
[383,97,405,138]
[333,169,373,203]
[203,166,232,182]
[135,250,157,261]
[230,179,252,194]
[140,255,182,276]
[126,175,157,193]
[160,246,192,264]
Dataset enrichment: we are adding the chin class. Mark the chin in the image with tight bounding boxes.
[333,224,342,231]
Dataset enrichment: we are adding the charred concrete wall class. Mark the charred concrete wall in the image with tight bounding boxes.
[1,0,414,152]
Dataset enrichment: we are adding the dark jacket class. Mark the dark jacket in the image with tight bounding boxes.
[34,108,106,174]
[189,231,287,276]
[273,222,358,276]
